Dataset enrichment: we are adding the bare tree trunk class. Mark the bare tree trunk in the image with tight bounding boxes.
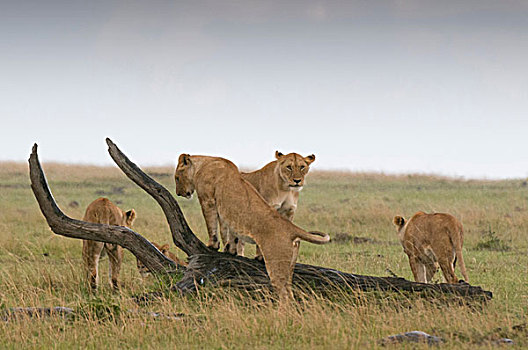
[28,140,493,301]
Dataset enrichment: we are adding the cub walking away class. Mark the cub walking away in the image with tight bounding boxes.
[82,197,136,290]
[393,212,468,284]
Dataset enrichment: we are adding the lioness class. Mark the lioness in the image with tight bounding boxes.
[223,151,315,258]
[136,241,187,277]
[174,154,330,300]
[393,212,468,284]
[82,197,136,290]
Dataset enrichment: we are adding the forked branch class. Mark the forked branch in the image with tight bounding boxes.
[29,144,178,274]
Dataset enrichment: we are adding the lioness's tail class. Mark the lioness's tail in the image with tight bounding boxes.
[294,230,330,244]
[453,227,469,282]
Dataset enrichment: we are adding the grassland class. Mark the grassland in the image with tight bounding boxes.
[0,161,527,349]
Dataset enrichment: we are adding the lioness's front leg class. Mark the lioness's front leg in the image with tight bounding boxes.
[219,216,238,255]
[200,198,220,250]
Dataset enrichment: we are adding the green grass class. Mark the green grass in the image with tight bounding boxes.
[0,162,527,349]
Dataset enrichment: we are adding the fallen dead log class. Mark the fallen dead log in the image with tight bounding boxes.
[28,139,493,301]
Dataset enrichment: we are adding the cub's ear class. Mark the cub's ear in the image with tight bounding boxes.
[178,153,191,166]
[305,154,316,164]
[393,216,405,228]
[160,244,170,253]
[275,151,284,159]
[125,209,137,226]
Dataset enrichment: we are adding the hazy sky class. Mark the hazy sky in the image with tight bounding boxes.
[1,1,527,178]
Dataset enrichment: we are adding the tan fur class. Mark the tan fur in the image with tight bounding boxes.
[223,151,315,258]
[136,241,187,277]
[82,197,136,290]
[174,154,329,300]
[393,212,468,284]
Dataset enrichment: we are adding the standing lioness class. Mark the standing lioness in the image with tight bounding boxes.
[82,197,136,290]
[174,154,330,300]
[393,212,468,284]
[224,151,315,258]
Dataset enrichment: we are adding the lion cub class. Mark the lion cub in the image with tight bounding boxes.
[224,151,315,258]
[174,154,330,300]
[136,241,187,277]
[82,197,136,290]
[393,212,468,284]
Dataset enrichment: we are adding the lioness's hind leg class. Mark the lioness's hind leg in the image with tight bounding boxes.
[82,240,104,290]
[219,217,237,254]
[106,243,123,290]
[260,242,295,301]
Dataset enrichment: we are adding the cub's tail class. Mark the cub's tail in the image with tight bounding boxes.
[294,230,330,244]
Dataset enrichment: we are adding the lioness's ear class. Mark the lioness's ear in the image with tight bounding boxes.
[160,244,170,253]
[125,209,136,226]
[178,153,191,166]
[393,216,405,229]
[275,151,284,159]
[305,154,316,164]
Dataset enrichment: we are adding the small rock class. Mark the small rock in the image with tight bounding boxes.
[380,331,444,346]
[494,338,514,346]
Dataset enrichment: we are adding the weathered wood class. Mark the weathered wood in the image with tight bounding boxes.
[28,141,493,301]
[174,253,492,300]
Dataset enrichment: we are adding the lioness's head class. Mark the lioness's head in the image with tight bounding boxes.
[174,154,195,199]
[275,151,315,191]
[137,242,170,278]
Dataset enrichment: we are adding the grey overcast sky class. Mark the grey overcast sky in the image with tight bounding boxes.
[1,1,527,178]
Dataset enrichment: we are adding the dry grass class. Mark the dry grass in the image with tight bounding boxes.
[0,162,527,349]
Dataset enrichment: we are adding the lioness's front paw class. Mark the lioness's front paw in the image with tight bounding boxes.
[207,241,220,250]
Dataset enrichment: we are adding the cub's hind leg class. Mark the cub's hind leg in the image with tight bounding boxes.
[438,256,458,283]
[82,240,104,290]
[408,256,427,283]
[425,262,438,283]
[105,243,123,290]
